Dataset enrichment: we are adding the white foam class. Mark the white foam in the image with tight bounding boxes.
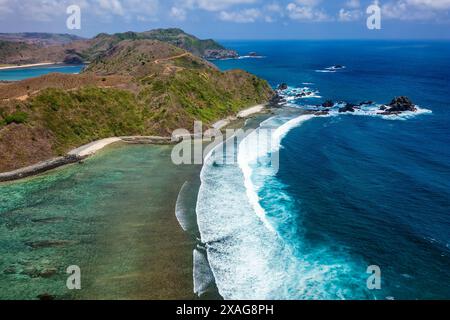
[315,69,336,73]
[196,113,370,299]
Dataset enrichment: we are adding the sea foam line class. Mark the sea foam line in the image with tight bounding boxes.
[237,114,316,234]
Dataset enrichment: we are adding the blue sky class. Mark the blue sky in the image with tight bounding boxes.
[0,0,449,39]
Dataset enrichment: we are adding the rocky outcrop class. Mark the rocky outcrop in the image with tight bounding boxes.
[204,49,238,60]
[268,93,286,108]
[322,100,334,108]
[339,103,357,113]
[381,96,417,114]
[277,83,288,91]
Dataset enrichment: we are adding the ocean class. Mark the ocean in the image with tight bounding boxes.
[0,64,84,81]
[197,40,450,300]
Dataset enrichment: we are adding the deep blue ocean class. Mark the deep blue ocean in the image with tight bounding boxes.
[0,64,84,81]
[201,40,450,299]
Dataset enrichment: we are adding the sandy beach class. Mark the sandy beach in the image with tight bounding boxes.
[0,62,57,70]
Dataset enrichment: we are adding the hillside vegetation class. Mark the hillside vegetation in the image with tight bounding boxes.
[0,38,273,172]
[0,28,227,65]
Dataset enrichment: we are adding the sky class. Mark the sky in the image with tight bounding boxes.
[0,0,449,39]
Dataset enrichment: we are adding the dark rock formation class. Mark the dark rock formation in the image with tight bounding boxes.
[322,100,334,108]
[381,96,417,114]
[315,110,329,116]
[204,49,238,60]
[268,94,286,108]
[296,91,313,98]
[339,103,357,113]
[358,101,374,106]
[277,83,288,91]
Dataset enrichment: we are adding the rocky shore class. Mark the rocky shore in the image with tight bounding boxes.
[273,83,420,118]
[204,49,238,60]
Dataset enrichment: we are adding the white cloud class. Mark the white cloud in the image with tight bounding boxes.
[345,0,361,9]
[170,6,187,21]
[338,8,362,21]
[98,0,124,16]
[382,0,450,20]
[176,0,257,12]
[407,0,450,10]
[0,0,159,22]
[338,0,362,22]
[286,0,331,22]
[219,8,261,23]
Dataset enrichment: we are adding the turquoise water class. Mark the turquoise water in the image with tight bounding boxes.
[0,144,198,300]
[0,64,84,81]
[199,40,450,299]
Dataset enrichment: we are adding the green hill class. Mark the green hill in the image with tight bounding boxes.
[0,38,273,172]
[0,28,231,65]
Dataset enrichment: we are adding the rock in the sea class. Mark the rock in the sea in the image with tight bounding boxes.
[268,93,286,108]
[382,96,417,114]
[315,111,329,116]
[358,101,374,106]
[322,100,334,108]
[339,103,357,113]
[204,49,238,60]
[388,96,416,111]
[277,83,288,91]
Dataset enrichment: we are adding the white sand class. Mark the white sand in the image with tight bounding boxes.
[0,62,57,71]
[68,138,122,158]
[237,104,265,118]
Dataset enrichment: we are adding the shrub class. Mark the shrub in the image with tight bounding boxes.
[5,111,28,124]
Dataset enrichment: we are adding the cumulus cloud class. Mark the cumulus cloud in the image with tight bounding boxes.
[338,0,362,22]
[170,6,187,21]
[345,0,361,9]
[0,0,159,22]
[219,8,261,23]
[175,0,257,12]
[382,0,450,20]
[286,0,331,22]
[338,8,362,21]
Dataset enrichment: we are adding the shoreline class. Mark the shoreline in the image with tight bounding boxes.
[0,104,269,183]
[0,62,60,71]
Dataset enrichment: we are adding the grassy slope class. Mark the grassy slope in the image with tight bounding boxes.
[0,39,273,172]
[0,28,227,65]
